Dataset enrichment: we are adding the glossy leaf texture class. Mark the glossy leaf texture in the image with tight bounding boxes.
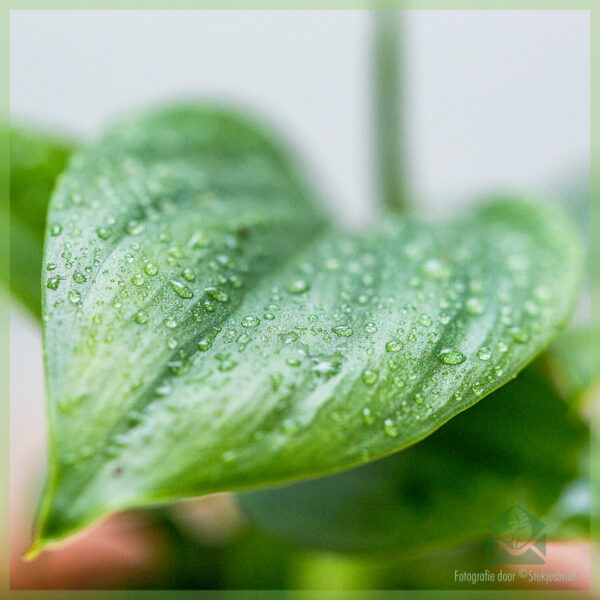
[238,358,589,554]
[3,128,72,316]
[34,105,583,555]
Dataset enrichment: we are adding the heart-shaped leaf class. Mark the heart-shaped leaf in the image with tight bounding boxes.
[238,358,589,554]
[2,128,72,316]
[32,105,583,555]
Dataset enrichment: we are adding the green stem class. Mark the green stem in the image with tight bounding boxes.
[374,10,408,214]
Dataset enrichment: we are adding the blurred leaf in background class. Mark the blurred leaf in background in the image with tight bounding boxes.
[2,128,72,317]
[543,326,600,410]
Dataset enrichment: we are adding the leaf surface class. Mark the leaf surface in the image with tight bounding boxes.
[34,105,583,554]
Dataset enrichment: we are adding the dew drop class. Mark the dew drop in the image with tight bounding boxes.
[392,376,405,388]
[418,314,432,327]
[164,316,178,329]
[126,220,145,235]
[472,382,484,395]
[72,271,87,284]
[144,262,159,276]
[131,274,145,287]
[189,230,210,248]
[361,368,379,386]
[438,348,466,365]
[135,310,148,324]
[384,418,398,437]
[229,274,243,288]
[524,300,539,316]
[49,223,62,236]
[286,279,310,294]
[169,280,194,299]
[68,290,81,304]
[96,227,112,240]
[280,331,298,344]
[362,407,374,426]
[385,340,402,353]
[421,258,446,279]
[324,258,340,271]
[218,360,237,372]
[477,346,491,361]
[182,267,196,282]
[364,322,378,334]
[205,287,229,303]
[388,357,401,371]
[241,315,260,328]
[509,327,529,344]
[46,276,61,290]
[466,297,484,315]
[197,336,216,352]
[332,325,353,337]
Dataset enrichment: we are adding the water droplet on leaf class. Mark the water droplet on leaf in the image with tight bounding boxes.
[205,287,229,303]
[144,262,158,276]
[135,310,148,324]
[47,276,61,290]
[385,340,402,353]
[286,279,310,294]
[438,348,466,365]
[169,280,194,299]
[96,227,112,240]
[332,325,353,337]
[361,368,379,385]
[241,315,260,328]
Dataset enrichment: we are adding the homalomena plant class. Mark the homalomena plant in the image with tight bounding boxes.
[23,100,586,558]
[8,17,589,565]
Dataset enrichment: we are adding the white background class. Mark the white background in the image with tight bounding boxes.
[11,10,590,220]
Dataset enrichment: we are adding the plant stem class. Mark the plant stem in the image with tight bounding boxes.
[374,10,408,214]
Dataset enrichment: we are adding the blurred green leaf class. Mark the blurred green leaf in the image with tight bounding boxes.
[32,104,583,555]
[238,362,588,554]
[1,127,72,316]
[543,326,600,408]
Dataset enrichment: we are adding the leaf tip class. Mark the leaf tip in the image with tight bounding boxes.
[22,540,45,562]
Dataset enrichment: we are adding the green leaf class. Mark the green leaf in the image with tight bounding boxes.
[543,325,600,408]
[33,104,583,555]
[2,128,73,316]
[238,361,588,554]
